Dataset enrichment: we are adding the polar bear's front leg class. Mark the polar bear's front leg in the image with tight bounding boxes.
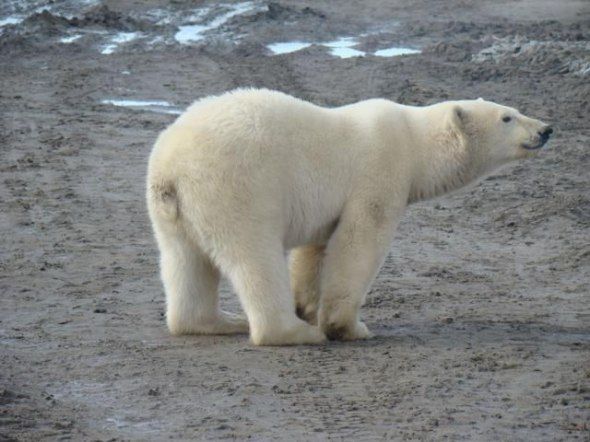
[319,202,402,340]
[290,245,326,324]
[218,241,327,346]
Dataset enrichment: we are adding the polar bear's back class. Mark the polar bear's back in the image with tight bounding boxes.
[178,88,325,141]
[147,89,354,246]
[151,90,331,173]
[149,89,353,184]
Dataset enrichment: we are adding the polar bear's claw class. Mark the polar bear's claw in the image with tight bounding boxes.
[324,320,373,341]
[296,303,318,325]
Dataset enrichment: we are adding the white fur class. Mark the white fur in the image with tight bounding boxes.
[146,88,549,345]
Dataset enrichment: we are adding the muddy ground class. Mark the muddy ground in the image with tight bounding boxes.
[1,0,589,440]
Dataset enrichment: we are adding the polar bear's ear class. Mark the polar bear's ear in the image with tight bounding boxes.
[451,105,468,131]
[477,97,484,102]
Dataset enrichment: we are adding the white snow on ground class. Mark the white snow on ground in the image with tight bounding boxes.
[101,32,141,55]
[267,36,420,59]
[374,46,421,57]
[323,37,366,58]
[174,2,257,44]
[101,99,182,115]
[0,2,422,61]
[0,16,23,28]
[267,41,312,54]
[60,34,82,43]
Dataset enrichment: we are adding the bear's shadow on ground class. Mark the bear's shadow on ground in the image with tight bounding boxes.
[159,319,589,351]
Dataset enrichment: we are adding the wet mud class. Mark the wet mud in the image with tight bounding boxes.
[1,0,589,440]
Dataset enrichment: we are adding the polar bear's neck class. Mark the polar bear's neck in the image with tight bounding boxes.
[408,125,478,204]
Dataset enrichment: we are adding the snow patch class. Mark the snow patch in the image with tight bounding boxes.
[0,16,23,28]
[101,99,182,115]
[174,2,256,44]
[323,37,366,58]
[267,36,420,59]
[60,34,82,44]
[374,47,421,57]
[267,41,311,54]
[101,32,141,55]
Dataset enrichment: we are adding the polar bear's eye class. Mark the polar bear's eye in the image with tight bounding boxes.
[502,116,512,123]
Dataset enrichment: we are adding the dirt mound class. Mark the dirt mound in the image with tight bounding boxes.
[69,5,143,32]
[252,2,326,22]
[0,33,38,54]
[396,80,450,105]
[21,10,71,35]
[473,37,590,77]
[405,19,589,42]
[423,40,474,62]
[404,20,507,40]
[0,6,148,44]
[0,10,71,42]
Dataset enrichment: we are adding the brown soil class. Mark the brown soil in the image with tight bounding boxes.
[1,0,589,440]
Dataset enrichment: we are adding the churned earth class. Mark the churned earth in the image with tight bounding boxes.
[1,0,589,440]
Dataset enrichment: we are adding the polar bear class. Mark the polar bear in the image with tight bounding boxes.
[146,89,552,346]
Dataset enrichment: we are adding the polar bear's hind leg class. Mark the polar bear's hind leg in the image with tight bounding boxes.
[290,245,325,324]
[154,219,249,336]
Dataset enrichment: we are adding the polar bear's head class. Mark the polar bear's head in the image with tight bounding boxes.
[450,99,553,173]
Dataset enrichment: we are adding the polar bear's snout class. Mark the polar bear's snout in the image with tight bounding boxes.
[539,126,553,145]
[522,123,554,150]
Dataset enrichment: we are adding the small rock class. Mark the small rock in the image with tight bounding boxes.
[148,387,160,396]
[53,420,73,429]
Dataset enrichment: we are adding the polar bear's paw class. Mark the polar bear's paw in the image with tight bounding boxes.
[295,302,318,325]
[324,320,373,341]
[168,311,249,336]
[251,320,326,346]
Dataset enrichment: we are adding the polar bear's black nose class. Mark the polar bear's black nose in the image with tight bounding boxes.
[539,126,553,138]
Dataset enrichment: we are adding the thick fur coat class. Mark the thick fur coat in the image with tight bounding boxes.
[147,89,552,345]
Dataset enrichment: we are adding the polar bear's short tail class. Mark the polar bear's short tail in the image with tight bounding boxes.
[148,178,179,221]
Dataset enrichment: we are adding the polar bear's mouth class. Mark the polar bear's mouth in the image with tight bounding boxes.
[521,127,553,150]
[521,141,545,150]
[521,136,550,150]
